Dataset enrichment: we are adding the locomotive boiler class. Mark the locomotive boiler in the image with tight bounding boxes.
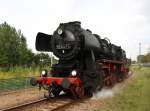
[30,21,130,98]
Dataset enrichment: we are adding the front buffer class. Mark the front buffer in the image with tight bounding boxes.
[30,77,84,98]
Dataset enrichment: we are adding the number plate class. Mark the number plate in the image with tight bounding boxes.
[56,44,71,49]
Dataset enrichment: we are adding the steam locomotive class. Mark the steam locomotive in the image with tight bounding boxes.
[30,21,130,98]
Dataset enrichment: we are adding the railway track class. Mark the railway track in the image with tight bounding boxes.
[0,95,87,111]
[0,98,47,111]
[0,87,38,96]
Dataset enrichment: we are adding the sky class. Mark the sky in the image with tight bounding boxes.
[0,0,150,60]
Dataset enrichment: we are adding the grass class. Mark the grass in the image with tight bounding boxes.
[0,66,50,92]
[0,77,35,92]
[0,66,51,79]
[97,66,150,111]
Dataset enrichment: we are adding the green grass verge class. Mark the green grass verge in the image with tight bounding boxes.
[97,66,150,111]
[0,66,51,79]
[0,77,35,92]
[0,66,51,92]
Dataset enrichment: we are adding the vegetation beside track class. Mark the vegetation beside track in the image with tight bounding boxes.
[0,67,40,79]
[0,66,51,93]
[0,77,35,92]
[97,66,150,111]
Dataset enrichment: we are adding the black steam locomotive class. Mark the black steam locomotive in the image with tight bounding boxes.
[31,21,129,98]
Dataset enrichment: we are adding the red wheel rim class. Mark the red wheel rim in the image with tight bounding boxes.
[75,86,84,98]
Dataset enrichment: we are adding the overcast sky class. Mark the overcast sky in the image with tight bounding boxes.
[0,0,150,60]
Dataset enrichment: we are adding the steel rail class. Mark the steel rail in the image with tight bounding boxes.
[0,94,89,111]
[0,98,47,111]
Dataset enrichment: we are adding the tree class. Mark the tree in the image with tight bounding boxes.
[146,53,150,62]
[17,32,35,67]
[0,22,34,69]
[137,55,147,63]
[0,22,58,70]
[33,53,51,68]
[0,22,20,68]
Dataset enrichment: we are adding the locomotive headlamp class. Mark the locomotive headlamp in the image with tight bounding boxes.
[71,70,77,76]
[58,29,63,35]
[41,70,48,77]
[42,70,46,75]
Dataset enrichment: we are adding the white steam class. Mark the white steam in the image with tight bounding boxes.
[92,83,122,100]
[92,88,114,99]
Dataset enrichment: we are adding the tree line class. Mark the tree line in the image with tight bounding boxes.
[137,52,150,63]
[0,22,56,71]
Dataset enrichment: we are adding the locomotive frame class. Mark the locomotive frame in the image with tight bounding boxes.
[30,59,129,98]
